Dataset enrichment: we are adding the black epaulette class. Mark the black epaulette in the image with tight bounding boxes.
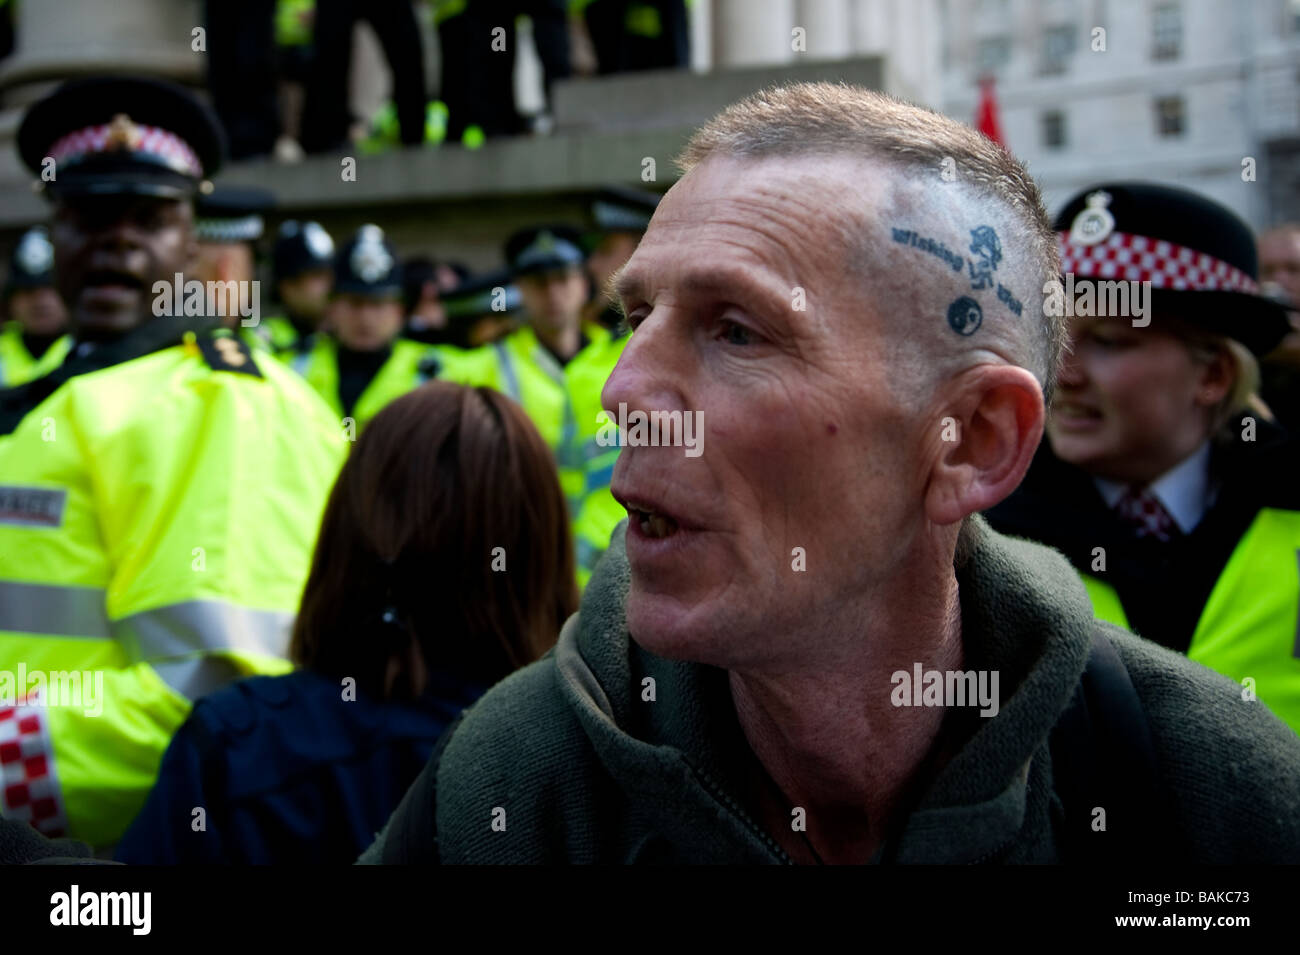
[196,330,263,378]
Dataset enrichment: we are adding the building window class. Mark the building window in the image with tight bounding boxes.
[1042,110,1067,148]
[1155,95,1185,136]
[977,36,1012,74]
[1041,24,1076,75]
[1152,2,1182,60]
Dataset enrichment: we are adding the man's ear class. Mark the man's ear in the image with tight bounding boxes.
[924,364,1045,526]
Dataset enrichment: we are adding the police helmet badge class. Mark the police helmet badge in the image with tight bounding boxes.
[105,113,143,152]
[1069,190,1115,246]
[304,222,333,260]
[351,225,392,284]
[15,229,54,275]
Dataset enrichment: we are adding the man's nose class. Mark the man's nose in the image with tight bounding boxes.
[602,311,683,419]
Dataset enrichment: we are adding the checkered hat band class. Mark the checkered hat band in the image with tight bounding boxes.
[47,122,202,178]
[1058,230,1259,294]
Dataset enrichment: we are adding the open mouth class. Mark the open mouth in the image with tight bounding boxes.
[625,501,681,540]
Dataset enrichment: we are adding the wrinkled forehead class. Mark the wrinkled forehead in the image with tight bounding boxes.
[624,153,897,300]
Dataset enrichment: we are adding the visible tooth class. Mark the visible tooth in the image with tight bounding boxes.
[649,513,672,538]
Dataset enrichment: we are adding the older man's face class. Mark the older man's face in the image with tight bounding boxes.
[606,155,925,666]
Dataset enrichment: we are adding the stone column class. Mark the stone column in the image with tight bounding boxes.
[0,0,203,210]
[0,0,202,103]
[795,0,851,60]
[712,0,797,68]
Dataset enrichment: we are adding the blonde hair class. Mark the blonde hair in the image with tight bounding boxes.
[1184,332,1260,433]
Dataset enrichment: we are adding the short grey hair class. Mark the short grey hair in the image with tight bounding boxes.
[676,81,1064,402]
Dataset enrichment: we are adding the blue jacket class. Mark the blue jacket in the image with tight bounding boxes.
[115,668,485,864]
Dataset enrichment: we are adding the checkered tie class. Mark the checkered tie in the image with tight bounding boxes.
[1114,485,1180,542]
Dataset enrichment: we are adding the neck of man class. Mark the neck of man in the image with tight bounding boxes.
[532,319,583,365]
[728,538,965,864]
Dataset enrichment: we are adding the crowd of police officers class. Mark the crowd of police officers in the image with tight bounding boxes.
[1,71,1299,860]
[0,75,652,851]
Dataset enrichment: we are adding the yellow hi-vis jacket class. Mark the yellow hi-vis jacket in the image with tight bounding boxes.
[249,315,301,356]
[0,320,347,847]
[1080,506,1300,734]
[0,322,72,387]
[436,323,627,586]
[290,335,443,434]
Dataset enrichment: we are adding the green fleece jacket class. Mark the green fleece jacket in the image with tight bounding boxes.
[361,515,1300,863]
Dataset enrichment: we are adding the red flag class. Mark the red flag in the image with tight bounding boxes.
[974,75,1005,147]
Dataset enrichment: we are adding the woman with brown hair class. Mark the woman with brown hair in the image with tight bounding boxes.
[116,382,578,864]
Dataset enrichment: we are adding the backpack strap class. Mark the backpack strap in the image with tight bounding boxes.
[1049,629,1177,863]
[381,710,465,864]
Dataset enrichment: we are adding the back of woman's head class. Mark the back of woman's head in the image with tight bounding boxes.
[291,381,579,700]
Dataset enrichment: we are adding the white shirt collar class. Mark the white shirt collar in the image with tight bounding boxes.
[1093,441,1215,534]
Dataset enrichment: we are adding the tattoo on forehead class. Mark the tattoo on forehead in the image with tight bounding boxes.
[890,227,965,273]
[947,296,983,336]
[891,222,1024,331]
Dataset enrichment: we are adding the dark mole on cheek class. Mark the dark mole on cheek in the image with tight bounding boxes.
[826,422,838,436]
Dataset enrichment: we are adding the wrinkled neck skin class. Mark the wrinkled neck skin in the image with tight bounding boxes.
[728,533,964,864]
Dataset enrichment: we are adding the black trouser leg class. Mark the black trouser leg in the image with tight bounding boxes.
[205,0,280,158]
[363,1,428,146]
[301,0,356,153]
[526,0,572,98]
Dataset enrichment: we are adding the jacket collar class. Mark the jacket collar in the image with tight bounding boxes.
[0,315,220,435]
[556,515,1095,862]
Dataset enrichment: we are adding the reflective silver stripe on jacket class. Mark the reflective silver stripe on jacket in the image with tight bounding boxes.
[0,580,111,639]
[492,341,521,401]
[112,600,294,663]
[0,589,291,660]
[150,654,259,702]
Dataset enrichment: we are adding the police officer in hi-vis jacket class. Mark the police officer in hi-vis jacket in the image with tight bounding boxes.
[0,76,346,848]
[986,182,1300,734]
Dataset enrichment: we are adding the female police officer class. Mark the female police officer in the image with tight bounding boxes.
[986,182,1300,733]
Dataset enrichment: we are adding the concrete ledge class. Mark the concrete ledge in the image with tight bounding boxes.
[212,126,697,212]
[0,55,895,261]
[553,56,886,132]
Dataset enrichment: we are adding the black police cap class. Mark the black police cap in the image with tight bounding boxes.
[590,186,661,234]
[442,269,522,320]
[1055,181,1290,356]
[5,227,55,293]
[334,225,402,298]
[17,76,226,200]
[504,225,586,278]
[195,185,275,243]
[274,220,335,283]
